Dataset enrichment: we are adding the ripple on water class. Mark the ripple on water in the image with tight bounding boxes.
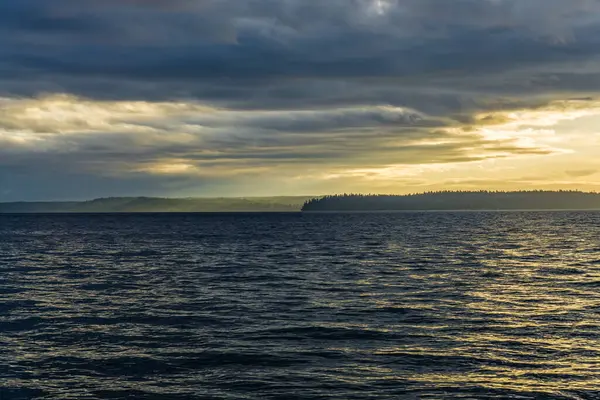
[1,211,600,399]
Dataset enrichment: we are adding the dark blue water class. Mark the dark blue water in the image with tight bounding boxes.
[1,212,600,399]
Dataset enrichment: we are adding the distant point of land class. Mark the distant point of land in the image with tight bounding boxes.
[301,191,600,212]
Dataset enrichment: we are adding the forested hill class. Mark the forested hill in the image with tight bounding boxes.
[0,196,315,213]
[301,191,600,212]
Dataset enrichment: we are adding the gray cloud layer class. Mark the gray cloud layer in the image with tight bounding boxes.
[3,0,600,107]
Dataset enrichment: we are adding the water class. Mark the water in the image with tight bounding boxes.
[1,212,600,399]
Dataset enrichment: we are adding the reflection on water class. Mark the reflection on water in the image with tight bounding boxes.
[1,212,599,399]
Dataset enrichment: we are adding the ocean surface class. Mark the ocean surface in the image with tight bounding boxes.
[1,212,600,400]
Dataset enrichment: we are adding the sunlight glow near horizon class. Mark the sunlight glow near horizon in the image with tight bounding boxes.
[1,95,600,198]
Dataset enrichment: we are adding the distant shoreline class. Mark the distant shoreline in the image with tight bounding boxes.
[3,191,600,213]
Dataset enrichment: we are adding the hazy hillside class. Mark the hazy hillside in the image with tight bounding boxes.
[0,196,316,213]
[302,191,600,212]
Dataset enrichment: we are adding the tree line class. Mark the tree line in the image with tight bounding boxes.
[301,190,600,211]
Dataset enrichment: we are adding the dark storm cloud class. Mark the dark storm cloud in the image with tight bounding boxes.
[2,0,600,109]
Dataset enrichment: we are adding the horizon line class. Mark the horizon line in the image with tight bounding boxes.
[3,189,600,204]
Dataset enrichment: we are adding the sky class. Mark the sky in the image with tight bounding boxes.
[2,0,600,201]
